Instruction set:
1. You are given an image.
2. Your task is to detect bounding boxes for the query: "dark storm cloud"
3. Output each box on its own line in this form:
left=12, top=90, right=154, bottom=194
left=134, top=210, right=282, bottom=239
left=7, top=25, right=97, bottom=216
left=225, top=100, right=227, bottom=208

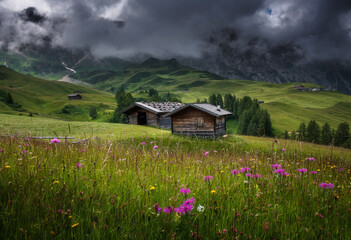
left=19, top=7, right=46, bottom=24
left=0, top=0, right=351, bottom=60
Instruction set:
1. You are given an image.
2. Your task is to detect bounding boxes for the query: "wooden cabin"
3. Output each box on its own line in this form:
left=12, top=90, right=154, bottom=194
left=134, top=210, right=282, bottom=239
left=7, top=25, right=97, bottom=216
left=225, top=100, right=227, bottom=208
left=164, top=104, right=232, bottom=137
left=121, top=102, right=184, bottom=129
left=68, top=94, right=82, bottom=100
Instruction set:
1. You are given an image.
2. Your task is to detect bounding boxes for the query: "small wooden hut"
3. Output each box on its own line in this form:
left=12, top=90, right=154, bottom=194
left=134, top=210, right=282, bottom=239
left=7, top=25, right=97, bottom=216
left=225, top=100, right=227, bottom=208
left=68, top=94, right=82, bottom=100
left=164, top=103, right=232, bottom=137
left=121, top=102, right=184, bottom=129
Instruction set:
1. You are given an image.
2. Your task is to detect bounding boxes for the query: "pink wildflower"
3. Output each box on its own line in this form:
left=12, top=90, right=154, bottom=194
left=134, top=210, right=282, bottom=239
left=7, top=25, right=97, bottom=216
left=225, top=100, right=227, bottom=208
left=179, top=188, right=191, bottom=195
left=274, top=169, right=289, bottom=176
left=204, top=151, right=209, bottom=156
left=310, top=171, right=317, bottom=174
left=140, top=142, right=146, bottom=145
left=153, top=203, right=162, bottom=213
left=231, top=169, right=239, bottom=175
left=163, top=207, right=173, bottom=214
left=308, top=157, right=315, bottom=161
left=57, top=209, right=63, bottom=214
left=319, top=183, right=334, bottom=189
left=76, top=163, right=83, bottom=169
left=203, top=176, right=213, bottom=181
left=282, top=148, right=286, bottom=152
left=270, top=164, right=281, bottom=169
left=50, top=138, right=60, bottom=144
left=297, top=168, right=308, bottom=173
left=252, top=174, right=262, bottom=178
left=0, top=149, right=4, bottom=152
left=153, top=145, right=158, bottom=149
left=240, top=167, right=250, bottom=173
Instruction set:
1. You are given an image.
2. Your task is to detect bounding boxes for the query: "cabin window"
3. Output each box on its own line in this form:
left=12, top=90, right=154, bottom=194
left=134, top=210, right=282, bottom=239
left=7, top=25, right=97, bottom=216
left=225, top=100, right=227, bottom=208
left=197, top=117, right=204, bottom=127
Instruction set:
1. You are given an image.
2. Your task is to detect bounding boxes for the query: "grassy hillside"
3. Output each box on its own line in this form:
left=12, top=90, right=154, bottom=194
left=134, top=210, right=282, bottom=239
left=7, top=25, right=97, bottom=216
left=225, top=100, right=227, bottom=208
left=68, top=58, right=351, bottom=134
left=2, top=55, right=351, bottom=135
left=0, top=66, right=115, bottom=120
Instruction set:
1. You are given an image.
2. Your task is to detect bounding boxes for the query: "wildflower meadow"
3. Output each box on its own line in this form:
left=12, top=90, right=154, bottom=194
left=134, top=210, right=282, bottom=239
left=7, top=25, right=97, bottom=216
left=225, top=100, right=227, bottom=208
left=0, top=126, right=351, bottom=239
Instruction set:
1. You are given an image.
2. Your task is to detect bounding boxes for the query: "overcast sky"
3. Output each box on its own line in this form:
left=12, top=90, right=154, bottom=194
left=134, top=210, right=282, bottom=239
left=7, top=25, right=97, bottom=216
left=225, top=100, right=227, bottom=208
left=0, top=0, right=350, bottom=61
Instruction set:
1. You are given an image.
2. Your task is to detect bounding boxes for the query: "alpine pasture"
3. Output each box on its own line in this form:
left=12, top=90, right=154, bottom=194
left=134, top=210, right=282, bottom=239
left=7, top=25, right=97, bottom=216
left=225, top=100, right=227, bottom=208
left=1, top=115, right=351, bottom=239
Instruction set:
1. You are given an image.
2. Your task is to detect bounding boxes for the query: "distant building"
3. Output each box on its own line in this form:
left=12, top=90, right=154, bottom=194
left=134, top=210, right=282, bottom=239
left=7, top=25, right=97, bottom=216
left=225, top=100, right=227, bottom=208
left=68, top=94, right=82, bottom=100
left=293, top=85, right=305, bottom=89
left=259, top=100, right=264, bottom=104
left=164, top=103, right=232, bottom=138
left=121, top=102, right=184, bottom=129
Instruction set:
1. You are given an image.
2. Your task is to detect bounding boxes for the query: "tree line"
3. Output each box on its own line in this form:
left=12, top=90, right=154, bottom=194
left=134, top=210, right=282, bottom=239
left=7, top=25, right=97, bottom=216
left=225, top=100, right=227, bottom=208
left=285, top=121, right=351, bottom=149
left=204, top=93, right=274, bottom=137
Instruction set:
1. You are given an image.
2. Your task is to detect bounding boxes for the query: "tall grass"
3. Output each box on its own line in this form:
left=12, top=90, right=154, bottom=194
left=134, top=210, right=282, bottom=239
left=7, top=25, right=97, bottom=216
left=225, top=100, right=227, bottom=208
left=0, top=128, right=350, bottom=239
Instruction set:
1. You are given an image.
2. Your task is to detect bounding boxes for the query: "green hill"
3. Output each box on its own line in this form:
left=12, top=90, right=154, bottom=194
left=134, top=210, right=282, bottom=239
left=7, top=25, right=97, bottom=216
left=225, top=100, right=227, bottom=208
left=0, top=66, right=115, bottom=120
left=71, top=57, right=351, bottom=134
left=1, top=56, right=351, bottom=136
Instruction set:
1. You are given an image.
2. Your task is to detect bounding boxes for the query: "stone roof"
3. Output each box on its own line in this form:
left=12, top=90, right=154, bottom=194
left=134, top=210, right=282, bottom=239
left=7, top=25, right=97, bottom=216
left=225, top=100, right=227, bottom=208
left=121, top=102, right=184, bottom=114
left=164, top=103, right=232, bottom=118
left=68, top=94, right=81, bottom=97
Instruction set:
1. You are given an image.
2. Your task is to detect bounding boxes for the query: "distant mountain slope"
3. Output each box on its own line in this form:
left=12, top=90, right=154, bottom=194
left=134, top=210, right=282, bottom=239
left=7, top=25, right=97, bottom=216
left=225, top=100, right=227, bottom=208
left=0, top=46, right=132, bottom=80
left=179, top=32, right=351, bottom=94
left=70, top=57, right=226, bottom=92
left=2, top=45, right=351, bottom=95
left=0, top=66, right=115, bottom=120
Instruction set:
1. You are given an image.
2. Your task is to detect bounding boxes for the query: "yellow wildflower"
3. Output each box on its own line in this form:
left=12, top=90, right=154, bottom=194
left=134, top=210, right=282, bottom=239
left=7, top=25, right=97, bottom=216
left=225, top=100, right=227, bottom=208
left=53, top=181, right=59, bottom=184
left=220, top=170, right=224, bottom=174
left=5, top=165, right=10, bottom=168
left=149, top=186, right=156, bottom=190
left=69, top=216, right=72, bottom=219
left=211, top=190, right=216, bottom=194
left=71, top=223, right=79, bottom=228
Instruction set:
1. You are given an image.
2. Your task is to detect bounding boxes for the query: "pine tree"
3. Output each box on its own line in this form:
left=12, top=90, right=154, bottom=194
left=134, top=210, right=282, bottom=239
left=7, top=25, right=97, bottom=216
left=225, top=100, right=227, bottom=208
left=209, top=94, right=217, bottom=105
left=298, top=122, right=307, bottom=141
left=321, top=122, right=332, bottom=145
left=237, top=110, right=250, bottom=135
left=334, top=122, right=350, bottom=146
left=216, top=94, right=223, bottom=107
left=306, top=120, right=321, bottom=143
left=115, top=88, right=126, bottom=102
left=112, top=91, right=135, bottom=123
left=247, top=115, right=259, bottom=136
left=224, top=94, right=234, bottom=112
left=262, top=110, right=273, bottom=137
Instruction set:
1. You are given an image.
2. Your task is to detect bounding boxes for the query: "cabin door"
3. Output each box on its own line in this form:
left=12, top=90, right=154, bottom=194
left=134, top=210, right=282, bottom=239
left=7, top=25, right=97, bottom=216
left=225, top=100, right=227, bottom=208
left=137, top=112, right=147, bottom=125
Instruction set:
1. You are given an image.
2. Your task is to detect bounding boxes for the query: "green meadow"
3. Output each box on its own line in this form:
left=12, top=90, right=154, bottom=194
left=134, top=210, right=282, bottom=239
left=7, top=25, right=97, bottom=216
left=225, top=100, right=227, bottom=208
left=0, top=114, right=351, bottom=239
left=0, top=66, right=115, bottom=120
